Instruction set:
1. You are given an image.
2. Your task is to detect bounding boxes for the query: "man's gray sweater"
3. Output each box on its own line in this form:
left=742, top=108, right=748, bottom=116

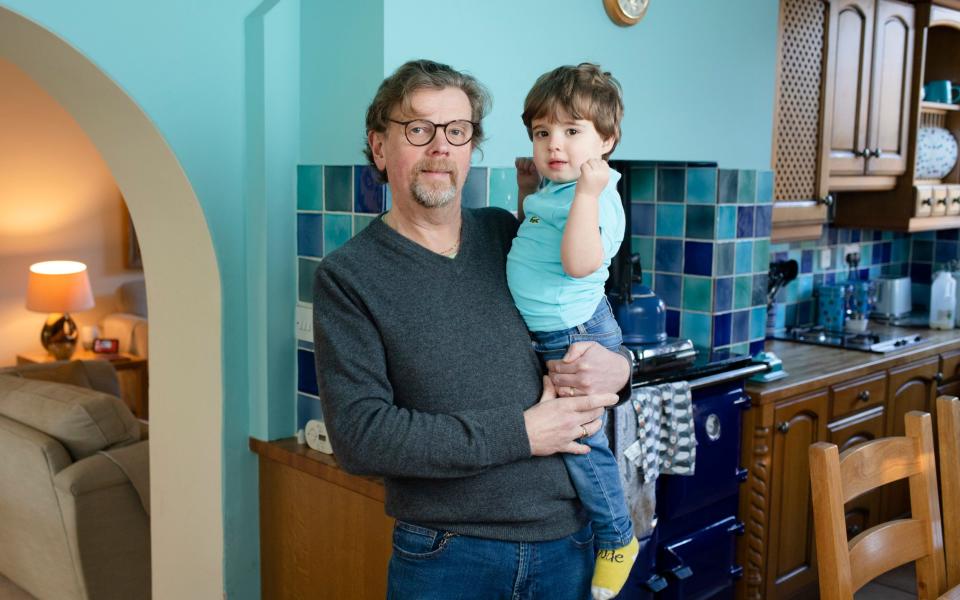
left=312, top=207, right=584, bottom=541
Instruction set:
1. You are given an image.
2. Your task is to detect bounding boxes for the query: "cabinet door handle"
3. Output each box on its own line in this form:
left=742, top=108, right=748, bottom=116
left=818, top=194, right=834, bottom=207
left=938, top=199, right=948, bottom=206
left=870, top=148, right=881, bottom=158
left=857, top=390, right=871, bottom=402
left=777, top=422, right=790, bottom=434
left=853, top=148, right=866, bottom=157
left=953, top=197, right=960, bottom=204
left=923, top=199, right=932, bottom=206
left=936, top=372, right=945, bottom=384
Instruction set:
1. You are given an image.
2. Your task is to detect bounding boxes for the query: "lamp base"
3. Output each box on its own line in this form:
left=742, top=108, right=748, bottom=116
left=41, top=312, right=79, bottom=361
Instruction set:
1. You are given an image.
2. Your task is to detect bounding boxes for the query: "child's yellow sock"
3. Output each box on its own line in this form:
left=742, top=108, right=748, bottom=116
left=591, top=536, right=639, bottom=600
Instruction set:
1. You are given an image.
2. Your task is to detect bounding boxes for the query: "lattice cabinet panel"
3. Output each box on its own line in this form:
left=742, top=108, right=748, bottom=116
left=774, top=0, right=826, bottom=202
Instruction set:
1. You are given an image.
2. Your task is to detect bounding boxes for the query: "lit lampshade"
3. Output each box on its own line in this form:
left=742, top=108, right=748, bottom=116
left=26, top=261, right=95, bottom=360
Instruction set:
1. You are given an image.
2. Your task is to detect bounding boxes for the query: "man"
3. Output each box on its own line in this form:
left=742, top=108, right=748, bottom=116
left=313, top=59, right=632, bottom=599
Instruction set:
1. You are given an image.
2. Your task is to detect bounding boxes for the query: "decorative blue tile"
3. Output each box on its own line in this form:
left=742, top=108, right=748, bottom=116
left=715, top=242, right=735, bottom=276
left=714, top=277, right=733, bottom=312
left=354, top=215, right=376, bottom=234
left=665, top=309, right=681, bottom=337
left=737, top=206, right=755, bottom=238
left=683, top=276, right=713, bottom=311
left=324, top=166, right=353, bottom=212
left=297, top=165, right=323, bottom=211
left=489, top=168, right=518, bottom=211
left=684, top=241, right=714, bottom=276
left=754, top=204, right=772, bottom=237
left=936, top=241, right=959, bottom=264
left=881, top=242, right=892, bottom=263
left=298, top=258, right=319, bottom=303
left=713, top=312, right=732, bottom=347
left=323, top=214, right=352, bottom=255
left=752, top=274, right=768, bottom=306
left=681, top=311, right=712, bottom=350
left=914, top=240, right=933, bottom=262
left=749, top=340, right=765, bottom=356
left=757, top=171, right=774, bottom=204
left=685, top=205, right=715, bottom=240
left=735, top=240, right=754, bottom=274
left=911, top=262, right=932, bottom=284
left=753, top=239, right=770, bottom=273
left=462, top=167, right=488, bottom=209
left=717, top=206, right=737, bottom=240
left=296, top=393, right=324, bottom=431
left=297, top=348, right=319, bottom=396
left=656, top=239, right=683, bottom=273
left=718, top=169, right=739, bottom=203
left=734, top=275, right=753, bottom=309
left=632, top=203, right=655, bottom=236
left=354, top=165, right=385, bottom=213
left=938, top=229, right=960, bottom=241
left=785, top=303, right=798, bottom=327
left=633, top=236, right=655, bottom=273
left=801, top=249, right=814, bottom=273
left=654, top=273, right=682, bottom=308
left=656, top=204, right=685, bottom=238
left=732, top=309, right=750, bottom=343
left=298, top=340, right=315, bottom=351
left=629, top=167, right=656, bottom=202
left=686, top=168, right=717, bottom=204
left=738, top=170, right=757, bottom=204
left=797, top=300, right=813, bottom=325
left=657, top=168, right=685, bottom=202
left=297, top=213, right=323, bottom=258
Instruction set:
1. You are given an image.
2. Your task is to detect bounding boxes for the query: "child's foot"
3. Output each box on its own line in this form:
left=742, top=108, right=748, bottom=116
left=591, top=537, right=639, bottom=600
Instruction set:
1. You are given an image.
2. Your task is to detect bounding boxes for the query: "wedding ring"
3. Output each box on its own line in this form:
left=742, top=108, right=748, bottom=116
left=580, top=425, right=588, bottom=439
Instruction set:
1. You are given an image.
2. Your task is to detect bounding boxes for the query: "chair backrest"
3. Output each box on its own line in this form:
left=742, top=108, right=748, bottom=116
left=809, top=410, right=946, bottom=600
left=938, top=395, right=960, bottom=590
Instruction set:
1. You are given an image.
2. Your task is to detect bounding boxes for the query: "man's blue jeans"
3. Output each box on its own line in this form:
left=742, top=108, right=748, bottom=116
left=530, top=298, right=635, bottom=550
left=387, top=521, right=594, bottom=599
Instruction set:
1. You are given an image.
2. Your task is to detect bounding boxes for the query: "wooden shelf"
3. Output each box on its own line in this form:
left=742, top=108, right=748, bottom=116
left=921, top=100, right=960, bottom=112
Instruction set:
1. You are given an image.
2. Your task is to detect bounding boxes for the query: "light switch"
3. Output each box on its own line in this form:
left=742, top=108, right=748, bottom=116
left=296, top=305, right=313, bottom=342
left=820, top=248, right=832, bottom=270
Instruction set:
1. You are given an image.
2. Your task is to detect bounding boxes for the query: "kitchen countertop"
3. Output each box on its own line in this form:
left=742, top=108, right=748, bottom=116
left=747, top=323, right=960, bottom=405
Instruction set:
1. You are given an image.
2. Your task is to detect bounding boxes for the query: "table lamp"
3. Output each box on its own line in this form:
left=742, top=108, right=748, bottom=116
left=25, top=261, right=95, bottom=360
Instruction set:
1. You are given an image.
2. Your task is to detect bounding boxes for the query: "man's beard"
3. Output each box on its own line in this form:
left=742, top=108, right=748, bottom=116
left=410, top=159, right=459, bottom=208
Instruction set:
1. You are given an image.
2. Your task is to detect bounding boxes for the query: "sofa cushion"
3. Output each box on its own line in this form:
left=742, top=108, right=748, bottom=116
left=0, top=375, right=139, bottom=461
left=0, top=360, right=121, bottom=398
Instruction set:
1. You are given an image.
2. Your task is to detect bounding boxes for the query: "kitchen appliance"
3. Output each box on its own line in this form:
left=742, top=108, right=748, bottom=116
left=609, top=253, right=667, bottom=345
left=872, top=276, right=912, bottom=320
left=772, top=325, right=924, bottom=353
left=612, top=352, right=766, bottom=599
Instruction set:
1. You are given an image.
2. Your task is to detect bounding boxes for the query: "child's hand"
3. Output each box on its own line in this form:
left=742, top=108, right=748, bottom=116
left=575, top=159, right=610, bottom=198
left=515, top=157, right=541, bottom=196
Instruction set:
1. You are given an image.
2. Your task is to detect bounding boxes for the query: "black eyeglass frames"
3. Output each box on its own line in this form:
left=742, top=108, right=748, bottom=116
left=388, top=119, right=477, bottom=147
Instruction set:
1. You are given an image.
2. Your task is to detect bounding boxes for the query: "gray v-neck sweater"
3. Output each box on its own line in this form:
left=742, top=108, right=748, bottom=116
left=312, top=207, right=584, bottom=541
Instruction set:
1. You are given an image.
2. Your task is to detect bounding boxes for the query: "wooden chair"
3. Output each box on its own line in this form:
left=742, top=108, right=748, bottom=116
left=938, top=395, right=960, bottom=591
left=809, top=410, right=955, bottom=600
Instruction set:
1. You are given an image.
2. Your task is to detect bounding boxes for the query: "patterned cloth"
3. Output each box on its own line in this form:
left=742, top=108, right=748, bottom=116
left=611, top=381, right=697, bottom=538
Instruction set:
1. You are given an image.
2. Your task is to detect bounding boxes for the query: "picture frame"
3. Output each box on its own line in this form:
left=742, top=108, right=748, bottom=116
left=92, top=337, right=120, bottom=354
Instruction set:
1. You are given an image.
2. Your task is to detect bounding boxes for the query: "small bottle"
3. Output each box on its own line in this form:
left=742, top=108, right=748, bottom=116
left=930, top=270, right=957, bottom=330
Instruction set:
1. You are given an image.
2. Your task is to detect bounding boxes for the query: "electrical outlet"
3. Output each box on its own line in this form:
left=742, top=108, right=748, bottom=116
left=296, top=305, right=313, bottom=342
left=820, top=248, right=832, bottom=270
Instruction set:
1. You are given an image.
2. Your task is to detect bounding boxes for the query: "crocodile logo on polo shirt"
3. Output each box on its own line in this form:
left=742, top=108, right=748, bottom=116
left=529, top=215, right=541, bottom=224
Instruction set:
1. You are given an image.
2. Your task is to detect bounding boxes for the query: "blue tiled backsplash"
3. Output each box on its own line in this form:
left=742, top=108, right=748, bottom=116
left=294, top=162, right=775, bottom=429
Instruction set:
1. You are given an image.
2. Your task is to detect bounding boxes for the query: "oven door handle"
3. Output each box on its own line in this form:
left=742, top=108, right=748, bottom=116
left=688, top=363, right=768, bottom=390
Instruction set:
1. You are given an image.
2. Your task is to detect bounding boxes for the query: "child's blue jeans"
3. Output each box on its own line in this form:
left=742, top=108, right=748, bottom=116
left=530, top=297, right=635, bottom=550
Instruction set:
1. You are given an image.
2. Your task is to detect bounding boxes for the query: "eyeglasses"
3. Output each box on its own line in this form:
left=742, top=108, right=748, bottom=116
left=388, top=119, right=477, bottom=147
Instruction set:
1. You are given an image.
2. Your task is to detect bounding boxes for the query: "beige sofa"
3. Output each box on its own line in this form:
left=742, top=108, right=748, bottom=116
left=0, top=360, right=150, bottom=599
left=100, top=279, right=148, bottom=358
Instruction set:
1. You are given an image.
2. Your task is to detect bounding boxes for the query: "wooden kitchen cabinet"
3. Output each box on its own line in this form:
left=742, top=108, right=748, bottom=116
left=827, top=406, right=886, bottom=538
left=821, top=0, right=914, bottom=190
left=766, top=391, right=828, bottom=599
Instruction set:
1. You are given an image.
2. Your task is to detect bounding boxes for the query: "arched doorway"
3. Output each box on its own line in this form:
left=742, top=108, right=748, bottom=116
left=0, top=7, right=224, bottom=598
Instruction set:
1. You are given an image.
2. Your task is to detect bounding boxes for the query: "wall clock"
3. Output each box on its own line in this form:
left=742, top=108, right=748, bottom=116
left=603, top=0, right=649, bottom=26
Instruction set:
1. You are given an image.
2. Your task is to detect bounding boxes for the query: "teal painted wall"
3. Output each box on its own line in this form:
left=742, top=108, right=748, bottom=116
left=300, top=0, right=383, bottom=164
left=301, top=0, right=780, bottom=169
left=0, top=1, right=300, bottom=597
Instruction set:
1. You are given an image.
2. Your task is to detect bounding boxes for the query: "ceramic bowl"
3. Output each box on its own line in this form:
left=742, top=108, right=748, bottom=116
left=916, top=126, right=959, bottom=180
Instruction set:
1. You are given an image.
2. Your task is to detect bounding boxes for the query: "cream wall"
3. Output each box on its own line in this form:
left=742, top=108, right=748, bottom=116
left=0, top=58, right=143, bottom=366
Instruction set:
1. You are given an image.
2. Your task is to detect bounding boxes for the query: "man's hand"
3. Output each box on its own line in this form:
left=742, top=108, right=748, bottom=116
left=516, top=157, right=541, bottom=198
left=575, top=158, right=610, bottom=197
left=547, top=342, right=630, bottom=397
left=524, top=376, right=617, bottom=456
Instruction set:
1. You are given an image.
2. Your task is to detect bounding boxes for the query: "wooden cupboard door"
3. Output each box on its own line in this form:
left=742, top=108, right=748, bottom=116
left=882, top=356, right=938, bottom=520
left=823, top=0, right=875, bottom=177
left=767, top=391, right=829, bottom=599
left=827, top=407, right=885, bottom=538
left=865, top=0, right=914, bottom=176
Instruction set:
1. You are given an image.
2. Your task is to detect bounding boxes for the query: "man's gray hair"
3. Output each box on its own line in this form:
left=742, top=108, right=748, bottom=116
left=364, top=59, right=491, bottom=183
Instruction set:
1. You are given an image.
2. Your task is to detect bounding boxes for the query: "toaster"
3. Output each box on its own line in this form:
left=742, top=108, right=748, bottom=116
left=872, top=276, right=912, bottom=318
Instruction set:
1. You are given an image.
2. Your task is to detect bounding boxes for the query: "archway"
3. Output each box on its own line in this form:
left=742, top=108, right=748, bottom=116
left=0, top=7, right=224, bottom=598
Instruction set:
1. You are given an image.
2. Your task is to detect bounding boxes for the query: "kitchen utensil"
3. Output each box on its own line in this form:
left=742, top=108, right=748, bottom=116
left=924, top=80, right=960, bottom=104
left=766, top=259, right=799, bottom=307
left=872, top=276, right=912, bottom=318
left=608, top=254, right=666, bottom=345
left=916, top=127, right=959, bottom=180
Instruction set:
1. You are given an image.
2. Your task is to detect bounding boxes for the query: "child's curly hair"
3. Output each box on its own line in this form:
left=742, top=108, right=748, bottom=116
left=521, top=63, right=624, bottom=160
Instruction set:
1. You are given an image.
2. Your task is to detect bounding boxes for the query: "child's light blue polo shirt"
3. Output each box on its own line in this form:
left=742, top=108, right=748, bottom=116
left=507, top=169, right=625, bottom=332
